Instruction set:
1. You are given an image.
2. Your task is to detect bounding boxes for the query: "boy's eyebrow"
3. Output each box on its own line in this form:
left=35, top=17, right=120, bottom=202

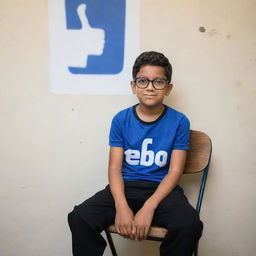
left=135, top=76, right=167, bottom=79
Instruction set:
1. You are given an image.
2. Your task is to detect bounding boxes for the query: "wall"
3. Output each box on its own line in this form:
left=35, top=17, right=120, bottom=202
left=0, top=0, right=255, bottom=255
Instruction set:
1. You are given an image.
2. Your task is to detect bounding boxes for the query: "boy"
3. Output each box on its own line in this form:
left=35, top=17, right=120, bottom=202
left=68, top=51, right=203, bottom=256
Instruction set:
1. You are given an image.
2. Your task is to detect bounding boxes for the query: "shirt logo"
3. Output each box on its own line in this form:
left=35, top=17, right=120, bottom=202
left=124, top=138, right=168, bottom=167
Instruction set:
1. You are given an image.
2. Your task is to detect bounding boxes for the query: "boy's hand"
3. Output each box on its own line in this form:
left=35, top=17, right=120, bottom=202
left=115, top=204, right=134, bottom=239
left=132, top=204, right=155, bottom=241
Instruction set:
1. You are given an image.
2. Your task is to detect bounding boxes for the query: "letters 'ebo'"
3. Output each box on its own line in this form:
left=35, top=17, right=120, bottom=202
left=124, top=138, right=168, bottom=167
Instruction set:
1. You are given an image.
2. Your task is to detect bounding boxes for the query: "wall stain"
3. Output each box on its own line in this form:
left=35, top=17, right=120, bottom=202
left=207, top=29, right=219, bottom=36
left=199, top=26, right=231, bottom=40
left=199, top=26, right=206, bottom=32
left=235, top=80, right=242, bottom=88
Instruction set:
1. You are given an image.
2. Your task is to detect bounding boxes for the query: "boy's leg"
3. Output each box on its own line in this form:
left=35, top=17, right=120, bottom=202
left=68, top=185, right=116, bottom=256
left=152, top=186, right=203, bottom=256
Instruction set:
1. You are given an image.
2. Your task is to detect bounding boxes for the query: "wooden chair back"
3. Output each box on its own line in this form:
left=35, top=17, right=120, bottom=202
left=184, top=130, right=212, bottom=174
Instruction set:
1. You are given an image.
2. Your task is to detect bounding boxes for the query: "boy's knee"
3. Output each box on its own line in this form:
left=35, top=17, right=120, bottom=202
left=179, top=218, right=203, bottom=239
left=68, top=205, right=98, bottom=227
left=68, top=208, right=79, bottom=226
left=182, top=209, right=203, bottom=236
left=68, top=205, right=87, bottom=224
left=165, top=214, right=203, bottom=240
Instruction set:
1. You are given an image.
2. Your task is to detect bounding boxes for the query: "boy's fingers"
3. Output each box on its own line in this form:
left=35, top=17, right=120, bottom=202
left=138, top=225, right=148, bottom=240
left=144, top=227, right=149, bottom=239
left=121, top=223, right=132, bottom=237
left=139, top=227, right=145, bottom=241
left=130, top=224, right=136, bottom=239
left=115, top=225, right=121, bottom=234
left=122, top=227, right=128, bottom=237
left=127, top=223, right=132, bottom=233
left=126, top=223, right=134, bottom=239
left=135, top=226, right=143, bottom=241
left=134, top=226, right=139, bottom=240
left=118, top=225, right=126, bottom=236
left=131, top=224, right=136, bottom=235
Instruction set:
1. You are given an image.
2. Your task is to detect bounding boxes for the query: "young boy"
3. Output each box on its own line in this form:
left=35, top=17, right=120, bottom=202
left=68, top=51, right=203, bottom=256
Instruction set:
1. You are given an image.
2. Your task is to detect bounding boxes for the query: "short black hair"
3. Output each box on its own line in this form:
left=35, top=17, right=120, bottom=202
left=132, top=51, right=173, bottom=82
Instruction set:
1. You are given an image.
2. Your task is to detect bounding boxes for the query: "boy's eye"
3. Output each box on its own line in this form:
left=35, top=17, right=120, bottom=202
left=134, top=77, right=168, bottom=89
left=154, top=79, right=165, bottom=85
left=137, top=78, right=149, bottom=85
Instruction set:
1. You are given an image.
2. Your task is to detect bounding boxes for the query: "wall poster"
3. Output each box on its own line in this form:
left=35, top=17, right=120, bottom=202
left=48, top=0, right=140, bottom=94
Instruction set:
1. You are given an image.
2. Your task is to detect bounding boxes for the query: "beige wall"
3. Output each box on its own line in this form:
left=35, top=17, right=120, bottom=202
left=0, top=0, right=255, bottom=255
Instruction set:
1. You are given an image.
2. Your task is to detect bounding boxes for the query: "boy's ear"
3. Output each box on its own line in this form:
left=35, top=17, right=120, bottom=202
left=165, top=83, right=173, bottom=96
left=130, top=81, right=136, bottom=94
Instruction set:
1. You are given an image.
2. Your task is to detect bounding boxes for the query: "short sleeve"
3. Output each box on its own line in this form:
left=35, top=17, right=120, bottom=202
left=172, top=116, right=190, bottom=150
left=109, top=114, right=124, bottom=147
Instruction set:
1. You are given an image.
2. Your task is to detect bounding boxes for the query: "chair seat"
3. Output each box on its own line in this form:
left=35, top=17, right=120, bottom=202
left=106, top=225, right=168, bottom=239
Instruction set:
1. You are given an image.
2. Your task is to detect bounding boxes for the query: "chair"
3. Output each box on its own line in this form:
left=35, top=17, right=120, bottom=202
left=105, top=130, right=212, bottom=256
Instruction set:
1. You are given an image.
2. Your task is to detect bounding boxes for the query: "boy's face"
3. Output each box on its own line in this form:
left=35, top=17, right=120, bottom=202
left=131, top=65, right=172, bottom=108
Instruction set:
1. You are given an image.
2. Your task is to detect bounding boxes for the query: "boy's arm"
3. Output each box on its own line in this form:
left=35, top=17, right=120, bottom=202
left=133, top=149, right=187, bottom=240
left=108, top=146, right=134, bottom=239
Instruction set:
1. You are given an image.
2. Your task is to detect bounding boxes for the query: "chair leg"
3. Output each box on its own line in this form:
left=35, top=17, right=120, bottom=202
left=105, top=231, right=118, bottom=256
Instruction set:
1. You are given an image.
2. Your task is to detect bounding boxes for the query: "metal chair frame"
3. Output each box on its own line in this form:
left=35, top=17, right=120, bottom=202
left=104, top=130, right=212, bottom=256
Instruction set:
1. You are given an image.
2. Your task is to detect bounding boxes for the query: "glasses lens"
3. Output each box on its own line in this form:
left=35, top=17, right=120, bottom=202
left=135, top=78, right=149, bottom=88
left=153, top=79, right=167, bottom=89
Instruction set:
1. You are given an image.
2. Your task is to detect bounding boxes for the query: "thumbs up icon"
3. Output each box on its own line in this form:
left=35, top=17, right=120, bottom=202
left=66, top=4, right=105, bottom=70
left=63, top=0, right=126, bottom=75
left=49, top=0, right=139, bottom=93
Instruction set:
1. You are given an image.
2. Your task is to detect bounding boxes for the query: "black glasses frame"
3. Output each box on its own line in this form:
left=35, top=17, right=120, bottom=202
left=134, top=77, right=169, bottom=90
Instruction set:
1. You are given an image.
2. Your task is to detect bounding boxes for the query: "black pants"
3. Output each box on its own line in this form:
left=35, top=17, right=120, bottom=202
left=68, top=181, right=203, bottom=256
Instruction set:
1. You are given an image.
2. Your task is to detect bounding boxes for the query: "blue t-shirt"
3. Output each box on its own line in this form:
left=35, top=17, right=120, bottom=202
left=109, top=105, right=190, bottom=182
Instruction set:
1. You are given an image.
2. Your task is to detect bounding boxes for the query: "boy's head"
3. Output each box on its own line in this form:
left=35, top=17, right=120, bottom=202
left=132, top=51, right=173, bottom=82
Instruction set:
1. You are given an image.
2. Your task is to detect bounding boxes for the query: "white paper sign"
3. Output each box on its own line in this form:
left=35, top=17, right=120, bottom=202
left=48, top=0, right=140, bottom=94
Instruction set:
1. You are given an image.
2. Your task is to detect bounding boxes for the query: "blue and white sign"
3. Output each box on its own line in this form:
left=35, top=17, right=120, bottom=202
left=48, top=0, right=140, bottom=94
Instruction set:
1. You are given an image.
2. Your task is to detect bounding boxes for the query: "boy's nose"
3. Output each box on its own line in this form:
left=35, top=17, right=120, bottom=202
left=146, top=81, right=155, bottom=90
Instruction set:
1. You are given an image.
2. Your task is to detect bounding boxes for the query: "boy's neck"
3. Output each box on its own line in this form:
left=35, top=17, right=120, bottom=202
left=136, top=104, right=165, bottom=122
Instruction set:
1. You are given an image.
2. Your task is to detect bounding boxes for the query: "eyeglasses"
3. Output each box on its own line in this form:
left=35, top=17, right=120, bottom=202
left=134, top=77, right=169, bottom=90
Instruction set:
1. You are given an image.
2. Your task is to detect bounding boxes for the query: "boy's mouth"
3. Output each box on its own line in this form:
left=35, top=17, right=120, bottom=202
left=144, top=94, right=157, bottom=98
